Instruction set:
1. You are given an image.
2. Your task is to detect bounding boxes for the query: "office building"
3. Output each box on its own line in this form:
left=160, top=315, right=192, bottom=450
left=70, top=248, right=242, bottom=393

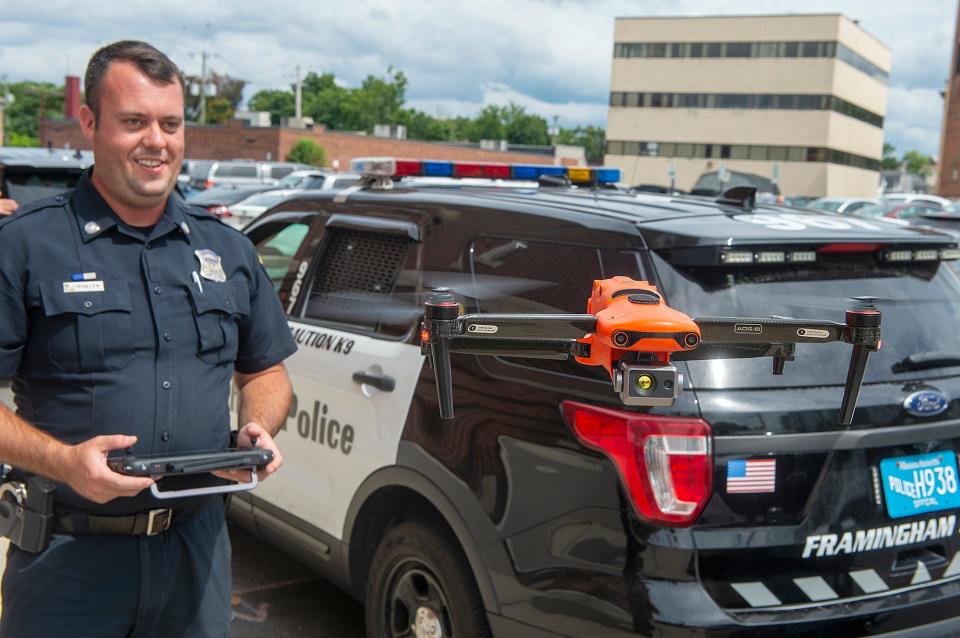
left=605, top=14, right=890, bottom=197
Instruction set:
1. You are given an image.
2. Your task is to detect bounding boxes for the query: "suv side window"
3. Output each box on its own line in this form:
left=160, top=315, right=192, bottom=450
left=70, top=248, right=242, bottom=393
left=302, top=226, right=421, bottom=338
left=247, top=215, right=317, bottom=310
left=216, top=164, right=258, bottom=178
left=471, top=237, right=644, bottom=378
left=269, top=165, right=296, bottom=179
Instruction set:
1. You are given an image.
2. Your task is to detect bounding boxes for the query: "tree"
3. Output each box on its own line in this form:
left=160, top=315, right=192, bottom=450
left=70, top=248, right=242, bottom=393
left=204, top=97, right=235, bottom=125
left=340, top=68, right=408, bottom=131
left=5, top=81, right=64, bottom=144
left=396, top=108, right=448, bottom=141
left=502, top=103, right=549, bottom=145
left=469, top=105, right=505, bottom=141
left=901, top=150, right=934, bottom=177
left=881, top=143, right=898, bottom=170
left=286, top=139, right=327, bottom=166
left=248, top=89, right=295, bottom=126
left=557, top=126, right=607, bottom=164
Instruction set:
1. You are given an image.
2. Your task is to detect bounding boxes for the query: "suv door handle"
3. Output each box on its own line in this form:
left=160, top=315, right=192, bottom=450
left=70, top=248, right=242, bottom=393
left=352, top=371, right=396, bottom=392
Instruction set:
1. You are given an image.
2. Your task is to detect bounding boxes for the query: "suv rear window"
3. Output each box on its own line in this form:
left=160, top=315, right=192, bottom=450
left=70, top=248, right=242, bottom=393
left=215, top=164, right=258, bottom=178
left=653, top=251, right=960, bottom=389
left=3, top=167, right=83, bottom=204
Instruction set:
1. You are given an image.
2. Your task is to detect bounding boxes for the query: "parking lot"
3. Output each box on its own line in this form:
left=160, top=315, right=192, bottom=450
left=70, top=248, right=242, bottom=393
left=229, top=523, right=363, bottom=637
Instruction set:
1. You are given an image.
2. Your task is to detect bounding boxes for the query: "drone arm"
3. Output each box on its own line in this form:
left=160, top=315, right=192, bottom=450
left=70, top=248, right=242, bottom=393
left=694, top=317, right=846, bottom=344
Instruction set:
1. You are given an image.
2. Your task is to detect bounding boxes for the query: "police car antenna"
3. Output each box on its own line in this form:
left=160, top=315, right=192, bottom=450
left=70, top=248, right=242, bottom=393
left=421, top=276, right=881, bottom=426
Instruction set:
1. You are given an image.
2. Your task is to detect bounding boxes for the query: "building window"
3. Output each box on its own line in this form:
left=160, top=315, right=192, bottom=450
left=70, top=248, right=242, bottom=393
left=607, top=139, right=880, bottom=171
left=606, top=91, right=883, bottom=128
left=613, top=38, right=887, bottom=83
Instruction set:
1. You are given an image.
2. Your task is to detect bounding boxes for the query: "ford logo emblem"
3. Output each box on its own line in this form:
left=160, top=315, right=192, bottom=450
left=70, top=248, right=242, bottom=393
left=903, top=390, right=950, bottom=418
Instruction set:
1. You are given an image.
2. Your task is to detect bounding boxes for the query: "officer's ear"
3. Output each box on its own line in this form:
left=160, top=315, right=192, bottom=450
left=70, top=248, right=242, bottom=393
left=79, top=104, right=97, bottom=139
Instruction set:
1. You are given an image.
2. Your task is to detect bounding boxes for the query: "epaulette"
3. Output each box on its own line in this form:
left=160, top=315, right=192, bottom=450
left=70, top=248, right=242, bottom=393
left=0, top=191, right=71, bottom=232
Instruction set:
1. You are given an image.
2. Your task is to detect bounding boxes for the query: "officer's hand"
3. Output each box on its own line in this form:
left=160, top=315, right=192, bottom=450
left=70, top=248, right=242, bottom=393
left=0, top=198, right=17, bottom=216
left=213, top=422, right=282, bottom=484
left=61, top=435, right=155, bottom=504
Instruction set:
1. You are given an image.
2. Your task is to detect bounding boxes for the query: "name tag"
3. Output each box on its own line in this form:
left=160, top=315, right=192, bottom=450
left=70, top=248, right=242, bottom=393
left=63, top=281, right=105, bottom=293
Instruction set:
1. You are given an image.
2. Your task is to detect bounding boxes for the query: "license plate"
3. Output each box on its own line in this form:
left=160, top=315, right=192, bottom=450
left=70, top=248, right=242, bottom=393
left=880, top=451, right=960, bottom=519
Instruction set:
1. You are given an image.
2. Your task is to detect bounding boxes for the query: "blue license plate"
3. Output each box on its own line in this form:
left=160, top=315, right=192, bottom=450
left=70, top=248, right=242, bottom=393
left=880, top=451, right=960, bottom=519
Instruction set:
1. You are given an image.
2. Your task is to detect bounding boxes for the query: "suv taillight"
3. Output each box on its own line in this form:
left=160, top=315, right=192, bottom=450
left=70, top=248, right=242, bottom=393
left=561, top=401, right=712, bottom=526
left=204, top=179, right=214, bottom=189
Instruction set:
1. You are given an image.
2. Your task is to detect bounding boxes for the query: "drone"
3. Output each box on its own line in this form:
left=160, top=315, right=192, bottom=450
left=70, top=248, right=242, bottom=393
left=420, top=276, right=881, bottom=425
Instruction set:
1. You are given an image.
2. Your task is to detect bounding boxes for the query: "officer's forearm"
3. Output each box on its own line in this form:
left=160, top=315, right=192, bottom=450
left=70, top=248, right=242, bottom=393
left=235, top=364, right=293, bottom=437
left=0, top=403, right=71, bottom=483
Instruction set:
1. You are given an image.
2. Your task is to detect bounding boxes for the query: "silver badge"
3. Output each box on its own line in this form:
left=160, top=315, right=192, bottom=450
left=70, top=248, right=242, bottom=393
left=194, top=249, right=226, bottom=282
left=84, top=221, right=101, bottom=235
left=180, top=221, right=190, bottom=235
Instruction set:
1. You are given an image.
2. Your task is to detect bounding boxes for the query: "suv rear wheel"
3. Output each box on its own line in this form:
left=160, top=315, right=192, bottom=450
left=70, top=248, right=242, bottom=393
left=365, top=521, right=491, bottom=638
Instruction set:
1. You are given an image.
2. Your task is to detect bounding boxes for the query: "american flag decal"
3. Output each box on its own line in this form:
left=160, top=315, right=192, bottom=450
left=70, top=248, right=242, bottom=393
left=726, top=459, right=776, bottom=493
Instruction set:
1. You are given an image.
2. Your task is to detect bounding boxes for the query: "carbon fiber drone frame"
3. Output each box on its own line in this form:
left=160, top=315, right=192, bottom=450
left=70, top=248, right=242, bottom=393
left=420, top=277, right=881, bottom=425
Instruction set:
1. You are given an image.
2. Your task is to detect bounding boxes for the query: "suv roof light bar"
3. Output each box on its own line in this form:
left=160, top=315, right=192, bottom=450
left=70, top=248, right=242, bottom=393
left=671, top=241, right=960, bottom=267
left=349, top=156, right=621, bottom=186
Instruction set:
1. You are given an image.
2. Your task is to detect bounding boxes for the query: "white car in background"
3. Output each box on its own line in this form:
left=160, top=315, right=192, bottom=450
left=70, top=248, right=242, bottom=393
left=807, top=197, right=879, bottom=214
left=881, top=193, right=952, bottom=210
left=225, top=189, right=305, bottom=229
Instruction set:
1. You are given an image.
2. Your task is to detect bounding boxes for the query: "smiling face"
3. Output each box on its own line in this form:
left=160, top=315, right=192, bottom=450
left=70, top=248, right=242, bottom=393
left=79, top=60, right=184, bottom=220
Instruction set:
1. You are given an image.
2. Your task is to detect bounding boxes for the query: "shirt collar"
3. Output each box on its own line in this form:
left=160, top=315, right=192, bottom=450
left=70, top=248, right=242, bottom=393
left=71, top=168, right=192, bottom=244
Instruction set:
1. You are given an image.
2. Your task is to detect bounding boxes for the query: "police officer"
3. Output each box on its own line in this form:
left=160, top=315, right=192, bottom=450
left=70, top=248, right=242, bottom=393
left=0, top=41, right=296, bottom=637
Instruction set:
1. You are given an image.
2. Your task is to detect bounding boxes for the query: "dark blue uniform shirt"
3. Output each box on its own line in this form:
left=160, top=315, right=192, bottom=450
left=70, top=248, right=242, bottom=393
left=0, top=170, right=297, bottom=514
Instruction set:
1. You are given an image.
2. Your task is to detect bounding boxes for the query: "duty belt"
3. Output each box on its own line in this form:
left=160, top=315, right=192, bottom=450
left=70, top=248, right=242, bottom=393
left=54, top=508, right=174, bottom=536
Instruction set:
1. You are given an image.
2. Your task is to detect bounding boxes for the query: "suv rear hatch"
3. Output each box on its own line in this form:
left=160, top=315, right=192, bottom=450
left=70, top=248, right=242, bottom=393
left=648, top=216, right=960, bottom=625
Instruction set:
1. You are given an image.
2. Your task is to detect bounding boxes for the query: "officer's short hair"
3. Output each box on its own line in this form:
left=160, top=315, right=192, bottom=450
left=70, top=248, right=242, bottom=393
left=85, top=40, right=185, bottom=119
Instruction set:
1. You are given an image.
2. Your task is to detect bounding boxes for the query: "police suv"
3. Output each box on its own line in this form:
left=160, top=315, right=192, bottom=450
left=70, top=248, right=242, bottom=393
left=126, top=158, right=960, bottom=635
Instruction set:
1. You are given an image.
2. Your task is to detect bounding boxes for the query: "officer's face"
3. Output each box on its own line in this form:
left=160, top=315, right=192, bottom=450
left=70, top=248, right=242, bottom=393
left=79, top=61, right=184, bottom=213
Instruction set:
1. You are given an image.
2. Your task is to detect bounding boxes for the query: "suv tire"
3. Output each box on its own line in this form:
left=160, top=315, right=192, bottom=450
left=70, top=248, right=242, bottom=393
left=365, top=521, right=491, bottom=638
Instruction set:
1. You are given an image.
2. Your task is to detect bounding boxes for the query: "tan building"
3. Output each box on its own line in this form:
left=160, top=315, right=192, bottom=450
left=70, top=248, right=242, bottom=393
left=605, top=14, right=890, bottom=197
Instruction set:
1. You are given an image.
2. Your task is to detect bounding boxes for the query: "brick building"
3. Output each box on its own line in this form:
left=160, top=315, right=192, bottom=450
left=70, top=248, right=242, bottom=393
left=939, top=4, right=960, bottom=197
left=40, top=118, right=578, bottom=168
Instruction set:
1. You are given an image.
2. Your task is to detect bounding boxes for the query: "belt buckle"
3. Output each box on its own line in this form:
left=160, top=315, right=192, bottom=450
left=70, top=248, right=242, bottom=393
left=146, top=508, right=172, bottom=536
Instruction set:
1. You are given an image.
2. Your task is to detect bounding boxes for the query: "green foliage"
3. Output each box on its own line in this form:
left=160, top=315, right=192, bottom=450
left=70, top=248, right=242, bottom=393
left=286, top=138, right=327, bottom=166
left=246, top=67, right=604, bottom=156
left=556, top=126, right=606, bottom=164
left=248, top=89, right=295, bottom=126
left=901, top=150, right=934, bottom=177
left=204, top=97, right=235, bottom=125
left=5, top=131, right=39, bottom=147
left=881, top=143, right=899, bottom=170
left=5, top=81, right=64, bottom=141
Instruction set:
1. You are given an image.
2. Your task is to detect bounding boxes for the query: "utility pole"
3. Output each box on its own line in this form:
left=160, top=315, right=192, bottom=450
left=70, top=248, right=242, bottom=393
left=295, top=65, right=302, bottom=120
left=199, top=50, right=209, bottom=124
left=188, top=50, right=218, bottom=123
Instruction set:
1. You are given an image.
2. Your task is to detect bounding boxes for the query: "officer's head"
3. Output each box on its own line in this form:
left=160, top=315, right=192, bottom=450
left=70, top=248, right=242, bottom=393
left=79, top=41, right=185, bottom=216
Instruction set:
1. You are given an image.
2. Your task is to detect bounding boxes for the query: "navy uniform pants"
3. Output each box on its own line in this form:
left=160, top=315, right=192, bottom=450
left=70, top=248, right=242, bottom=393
left=0, top=499, right=231, bottom=638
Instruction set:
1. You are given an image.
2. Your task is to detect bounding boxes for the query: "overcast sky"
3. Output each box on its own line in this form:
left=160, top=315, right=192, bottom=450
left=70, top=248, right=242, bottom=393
left=1, top=0, right=954, bottom=157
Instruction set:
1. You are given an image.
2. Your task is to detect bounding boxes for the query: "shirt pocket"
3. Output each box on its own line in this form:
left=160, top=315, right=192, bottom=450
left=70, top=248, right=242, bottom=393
left=188, top=279, right=251, bottom=365
left=39, top=280, right=134, bottom=373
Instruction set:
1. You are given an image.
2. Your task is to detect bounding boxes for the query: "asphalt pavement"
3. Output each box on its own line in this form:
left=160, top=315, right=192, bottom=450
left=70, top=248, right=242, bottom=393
left=229, top=522, right=365, bottom=637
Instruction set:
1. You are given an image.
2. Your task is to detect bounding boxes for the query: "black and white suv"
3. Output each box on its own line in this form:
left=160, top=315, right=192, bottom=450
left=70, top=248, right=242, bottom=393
left=233, top=159, right=960, bottom=637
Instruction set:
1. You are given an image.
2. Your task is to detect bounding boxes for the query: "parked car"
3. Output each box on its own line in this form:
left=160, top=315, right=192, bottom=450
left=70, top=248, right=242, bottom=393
left=186, top=185, right=269, bottom=221
left=228, top=157, right=960, bottom=636
left=807, top=197, right=879, bottom=214
left=224, top=189, right=305, bottom=229
left=0, top=147, right=93, bottom=206
left=851, top=201, right=941, bottom=221
left=275, top=170, right=362, bottom=191
left=189, top=160, right=310, bottom=191
left=882, top=193, right=952, bottom=210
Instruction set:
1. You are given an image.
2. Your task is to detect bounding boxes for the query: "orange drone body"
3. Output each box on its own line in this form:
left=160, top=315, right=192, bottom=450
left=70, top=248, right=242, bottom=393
left=574, top=276, right=702, bottom=379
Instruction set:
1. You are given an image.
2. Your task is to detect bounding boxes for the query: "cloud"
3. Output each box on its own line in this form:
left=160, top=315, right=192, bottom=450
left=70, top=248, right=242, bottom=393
left=0, top=0, right=953, bottom=158
left=885, top=86, right=944, bottom=157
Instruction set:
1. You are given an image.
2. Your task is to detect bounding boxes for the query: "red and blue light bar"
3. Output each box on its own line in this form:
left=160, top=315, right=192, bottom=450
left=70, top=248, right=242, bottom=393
left=350, top=157, right=621, bottom=185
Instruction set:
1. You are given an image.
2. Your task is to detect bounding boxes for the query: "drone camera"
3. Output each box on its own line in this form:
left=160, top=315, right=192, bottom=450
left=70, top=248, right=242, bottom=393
left=616, top=363, right=683, bottom=407
left=683, top=332, right=700, bottom=348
